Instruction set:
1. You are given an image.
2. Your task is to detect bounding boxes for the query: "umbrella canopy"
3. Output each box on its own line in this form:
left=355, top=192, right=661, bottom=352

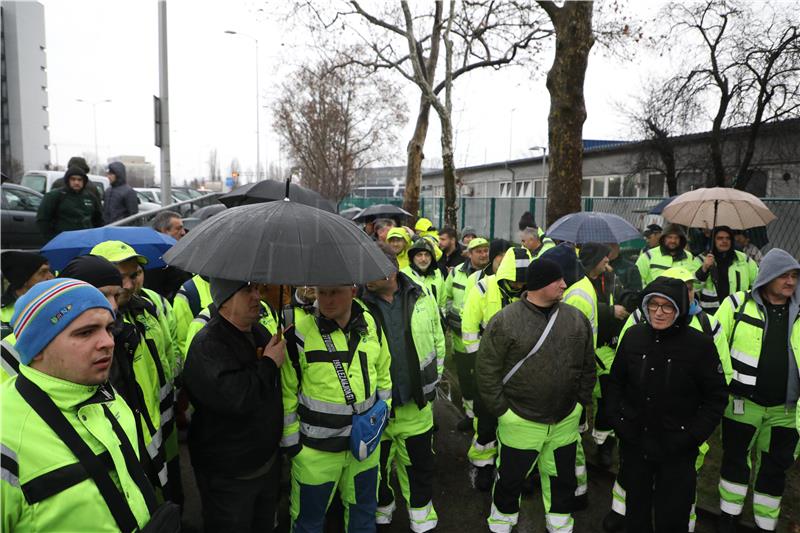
left=339, top=207, right=363, bottom=220
left=218, top=180, right=335, bottom=212
left=162, top=200, right=396, bottom=286
left=648, top=196, right=676, bottom=215
left=41, top=227, right=176, bottom=271
left=661, top=187, right=776, bottom=230
left=546, top=212, right=642, bottom=245
left=352, top=203, right=412, bottom=222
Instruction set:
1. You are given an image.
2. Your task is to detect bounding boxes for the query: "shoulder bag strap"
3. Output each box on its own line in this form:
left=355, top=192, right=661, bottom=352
left=502, top=308, right=560, bottom=385
left=320, top=331, right=360, bottom=412
left=15, top=375, right=140, bottom=532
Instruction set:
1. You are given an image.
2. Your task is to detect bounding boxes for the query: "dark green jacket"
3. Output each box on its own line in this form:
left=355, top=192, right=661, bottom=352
left=476, top=295, right=596, bottom=424
left=36, top=187, right=103, bottom=239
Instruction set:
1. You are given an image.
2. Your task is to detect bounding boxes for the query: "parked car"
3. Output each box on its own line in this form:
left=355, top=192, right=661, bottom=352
left=1, top=183, right=46, bottom=249
left=133, top=190, right=166, bottom=212
left=20, top=170, right=110, bottom=197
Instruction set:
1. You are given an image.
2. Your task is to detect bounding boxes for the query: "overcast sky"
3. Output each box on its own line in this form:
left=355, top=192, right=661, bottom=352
left=40, top=0, right=672, bottom=184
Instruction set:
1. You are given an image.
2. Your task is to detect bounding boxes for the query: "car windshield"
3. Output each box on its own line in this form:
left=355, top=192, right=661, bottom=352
left=172, top=189, right=191, bottom=201
left=20, top=174, right=47, bottom=193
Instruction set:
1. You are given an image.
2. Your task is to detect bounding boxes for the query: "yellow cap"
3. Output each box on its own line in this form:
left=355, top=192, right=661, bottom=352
left=90, top=240, right=148, bottom=265
left=467, top=237, right=489, bottom=250
left=386, top=227, right=411, bottom=243
left=414, top=218, right=434, bottom=232
left=660, top=266, right=696, bottom=283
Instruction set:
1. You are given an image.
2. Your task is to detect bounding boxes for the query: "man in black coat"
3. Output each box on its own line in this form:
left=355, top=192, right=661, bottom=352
left=606, top=277, right=728, bottom=533
left=183, top=278, right=285, bottom=533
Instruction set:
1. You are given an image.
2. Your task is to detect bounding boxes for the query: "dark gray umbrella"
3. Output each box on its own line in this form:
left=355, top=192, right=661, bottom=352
left=162, top=200, right=396, bottom=285
left=339, top=207, right=363, bottom=220
left=191, top=203, right=227, bottom=220
left=352, top=203, right=411, bottom=222
left=218, top=180, right=336, bottom=212
left=546, top=212, right=641, bottom=244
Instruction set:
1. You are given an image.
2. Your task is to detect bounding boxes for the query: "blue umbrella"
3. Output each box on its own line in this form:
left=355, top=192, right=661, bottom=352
left=546, top=212, right=641, bottom=245
left=649, top=196, right=676, bottom=215
left=41, top=227, right=176, bottom=271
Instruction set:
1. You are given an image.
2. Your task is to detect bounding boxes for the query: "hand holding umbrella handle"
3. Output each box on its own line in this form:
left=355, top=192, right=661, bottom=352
left=701, top=253, right=715, bottom=272
left=260, top=334, right=286, bottom=367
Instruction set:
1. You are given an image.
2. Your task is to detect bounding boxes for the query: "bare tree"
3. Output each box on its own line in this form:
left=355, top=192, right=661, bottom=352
left=296, top=1, right=552, bottom=224
left=666, top=0, right=800, bottom=189
left=619, top=77, right=704, bottom=195
left=272, top=53, right=408, bottom=202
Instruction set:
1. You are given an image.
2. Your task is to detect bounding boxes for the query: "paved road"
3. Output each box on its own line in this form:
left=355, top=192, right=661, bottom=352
left=179, top=395, right=731, bottom=532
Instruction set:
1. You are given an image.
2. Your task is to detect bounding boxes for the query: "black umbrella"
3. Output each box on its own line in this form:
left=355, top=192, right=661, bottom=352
left=162, top=200, right=396, bottom=286
left=352, top=203, right=412, bottom=222
left=648, top=196, right=676, bottom=215
left=339, top=207, right=363, bottom=220
left=191, top=203, right=227, bottom=220
left=218, top=179, right=336, bottom=212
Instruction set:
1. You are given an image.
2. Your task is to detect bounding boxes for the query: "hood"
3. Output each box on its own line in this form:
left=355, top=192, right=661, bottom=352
left=62, top=166, right=88, bottom=191
left=407, top=239, right=437, bottom=276
left=107, top=161, right=127, bottom=185
left=659, top=223, right=688, bottom=250
left=752, top=248, right=800, bottom=295
left=496, top=246, right=531, bottom=283
left=640, top=277, right=691, bottom=330
left=540, top=243, right=583, bottom=287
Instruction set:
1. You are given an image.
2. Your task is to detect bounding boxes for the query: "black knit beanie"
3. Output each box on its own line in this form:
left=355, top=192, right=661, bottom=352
left=489, top=239, right=510, bottom=266
left=2, top=251, right=49, bottom=291
left=527, top=258, right=564, bottom=291
left=60, top=255, right=123, bottom=288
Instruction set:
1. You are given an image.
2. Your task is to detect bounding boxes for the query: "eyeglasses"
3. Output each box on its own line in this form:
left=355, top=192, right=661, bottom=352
left=646, top=302, right=676, bottom=315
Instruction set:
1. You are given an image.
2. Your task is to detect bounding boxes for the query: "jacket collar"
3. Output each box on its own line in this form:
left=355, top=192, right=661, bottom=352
left=19, top=365, right=115, bottom=411
left=315, top=301, right=368, bottom=336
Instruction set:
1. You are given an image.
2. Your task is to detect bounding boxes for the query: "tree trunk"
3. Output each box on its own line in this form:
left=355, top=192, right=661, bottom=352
left=441, top=116, right=457, bottom=228
left=403, top=97, right=432, bottom=218
left=539, top=1, right=595, bottom=227
left=659, top=143, right=678, bottom=196
left=708, top=93, right=730, bottom=187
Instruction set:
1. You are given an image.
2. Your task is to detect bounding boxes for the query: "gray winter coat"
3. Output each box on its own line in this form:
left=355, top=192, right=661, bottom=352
left=476, top=294, right=596, bottom=424
left=103, top=161, right=139, bottom=223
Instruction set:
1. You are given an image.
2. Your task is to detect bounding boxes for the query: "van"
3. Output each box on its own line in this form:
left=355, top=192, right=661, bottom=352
left=20, top=170, right=111, bottom=197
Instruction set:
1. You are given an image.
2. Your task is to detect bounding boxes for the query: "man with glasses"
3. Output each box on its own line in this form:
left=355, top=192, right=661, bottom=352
left=605, top=276, right=727, bottom=533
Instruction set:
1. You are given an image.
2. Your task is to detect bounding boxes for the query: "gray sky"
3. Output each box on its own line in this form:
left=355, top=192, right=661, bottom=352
left=42, top=0, right=668, bottom=184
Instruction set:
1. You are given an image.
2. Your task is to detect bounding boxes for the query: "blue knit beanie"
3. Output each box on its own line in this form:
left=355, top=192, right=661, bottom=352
left=11, top=278, right=113, bottom=365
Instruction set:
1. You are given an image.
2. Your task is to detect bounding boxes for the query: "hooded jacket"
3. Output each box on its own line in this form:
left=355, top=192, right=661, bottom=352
left=387, top=227, right=412, bottom=269
left=36, top=168, right=103, bottom=239
left=714, top=248, right=800, bottom=407
left=635, top=224, right=695, bottom=285
left=606, top=277, right=728, bottom=461
left=461, top=247, right=531, bottom=354
left=402, top=239, right=445, bottom=307
left=103, top=162, right=139, bottom=223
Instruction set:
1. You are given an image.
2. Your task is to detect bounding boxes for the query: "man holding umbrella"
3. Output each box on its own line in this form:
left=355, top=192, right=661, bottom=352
left=693, top=226, right=758, bottom=314
left=635, top=224, right=695, bottom=285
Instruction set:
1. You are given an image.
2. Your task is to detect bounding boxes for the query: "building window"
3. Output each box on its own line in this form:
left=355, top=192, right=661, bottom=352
left=515, top=180, right=531, bottom=197
left=648, top=173, right=666, bottom=197
left=581, top=178, right=591, bottom=196
left=499, top=181, right=512, bottom=198
left=607, top=176, right=622, bottom=197
left=534, top=179, right=547, bottom=197
left=592, top=177, right=605, bottom=197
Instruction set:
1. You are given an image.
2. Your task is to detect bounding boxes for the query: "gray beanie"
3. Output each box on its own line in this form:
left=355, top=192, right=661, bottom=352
left=210, top=277, right=249, bottom=308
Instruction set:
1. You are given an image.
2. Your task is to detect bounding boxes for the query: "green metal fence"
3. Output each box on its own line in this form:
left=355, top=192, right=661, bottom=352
left=340, top=196, right=800, bottom=257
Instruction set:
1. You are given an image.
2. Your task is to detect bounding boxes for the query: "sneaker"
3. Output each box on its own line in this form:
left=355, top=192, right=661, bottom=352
left=476, top=465, right=495, bottom=492
left=456, top=417, right=474, bottom=432
left=602, top=510, right=624, bottom=532
left=717, top=512, right=739, bottom=533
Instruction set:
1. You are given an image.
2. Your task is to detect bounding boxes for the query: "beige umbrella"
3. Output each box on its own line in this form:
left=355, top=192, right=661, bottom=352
left=661, top=187, right=776, bottom=230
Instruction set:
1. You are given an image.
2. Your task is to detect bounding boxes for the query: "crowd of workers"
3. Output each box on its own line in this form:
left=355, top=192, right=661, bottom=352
left=0, top=203, right=798, bottom=533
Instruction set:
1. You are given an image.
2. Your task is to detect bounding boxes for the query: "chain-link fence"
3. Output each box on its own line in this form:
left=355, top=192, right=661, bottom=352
left=340, top=195, right=800, bottom=257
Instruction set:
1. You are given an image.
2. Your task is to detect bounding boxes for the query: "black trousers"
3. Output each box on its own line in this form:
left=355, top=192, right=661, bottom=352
left=621, top=444, right=697, bottom=533
left=194, top=458, right=281, bottom=533
left=453, top=350, right=477, bottom=405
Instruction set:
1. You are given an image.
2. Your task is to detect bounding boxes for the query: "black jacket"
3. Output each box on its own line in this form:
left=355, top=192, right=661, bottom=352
left=606, top=278, right=728, bottom=461
left=183, top=310, right=282, bottom=476
left=103, top=162, right=139, bottom=223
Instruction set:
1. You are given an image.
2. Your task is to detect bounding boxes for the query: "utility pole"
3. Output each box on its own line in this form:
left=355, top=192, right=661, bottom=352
left=157, top=0, right=172, bottom=205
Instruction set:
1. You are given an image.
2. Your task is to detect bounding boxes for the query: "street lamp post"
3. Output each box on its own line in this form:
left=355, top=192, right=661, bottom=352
left=225, top=30, right=260, bottom=182
left=76, top=98, right=112, bottom=172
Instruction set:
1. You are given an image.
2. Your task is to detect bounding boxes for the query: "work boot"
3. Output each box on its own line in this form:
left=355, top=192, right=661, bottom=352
left=597, top=437, right=616, bottom=470
left=717, top=512, right=739, bottom=533
left=602, top=510, right=625, bottom=533
left=475, top=465, right=495, bottom=492
left=456, top=416, right=474, bottom=432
